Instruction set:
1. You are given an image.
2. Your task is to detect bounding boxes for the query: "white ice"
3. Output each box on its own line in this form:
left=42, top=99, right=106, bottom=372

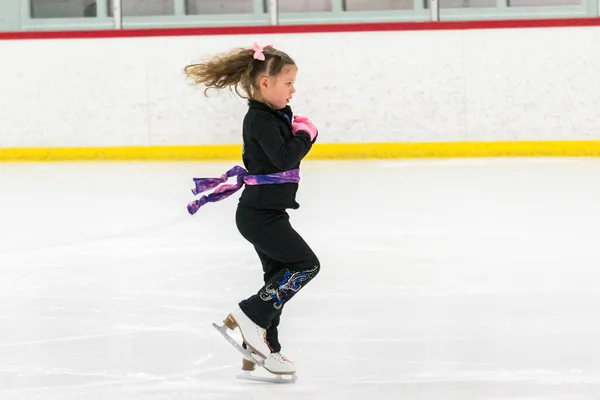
left=1, top=158, right=599, bottom=400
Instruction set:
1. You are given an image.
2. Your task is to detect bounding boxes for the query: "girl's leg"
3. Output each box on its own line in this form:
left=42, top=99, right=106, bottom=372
left=235, top=205, right=320, bottom=330
left=254, top=247, right=284, bottom=353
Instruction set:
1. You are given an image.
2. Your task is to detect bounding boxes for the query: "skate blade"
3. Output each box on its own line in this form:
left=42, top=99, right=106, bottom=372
left=212, top=322, right=265, bottom=368
left=237, top=371, right=298, bottom=384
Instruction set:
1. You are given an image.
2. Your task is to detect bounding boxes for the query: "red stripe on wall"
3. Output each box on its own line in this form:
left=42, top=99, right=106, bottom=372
left=1, top=18, right=599, bottom=40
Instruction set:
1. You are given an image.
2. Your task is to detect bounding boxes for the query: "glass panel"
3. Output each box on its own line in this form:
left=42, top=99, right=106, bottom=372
left=186, top=0, right=254, bottom=14
left=30, top=0, right=97, bottom=18
left=440, top=0, right=496, bottom=7
left=270, top=0, right=333, bottom=12
left=344, top=0, right=413, bottom=10
left=424, top=0, right=496, bottom=7
left=107, top=0, right=174, bottom=16
left=508, top=0, right=579, bottom=5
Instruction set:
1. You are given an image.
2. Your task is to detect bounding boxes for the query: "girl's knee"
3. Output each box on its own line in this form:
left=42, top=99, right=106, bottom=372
left=306, top=253, right=320, bottom=272
left=306, top=259, right=320, bottom=278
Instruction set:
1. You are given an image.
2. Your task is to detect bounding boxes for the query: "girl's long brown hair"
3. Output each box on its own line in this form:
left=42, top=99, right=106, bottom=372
left=184, top=45, right=296, bottom=99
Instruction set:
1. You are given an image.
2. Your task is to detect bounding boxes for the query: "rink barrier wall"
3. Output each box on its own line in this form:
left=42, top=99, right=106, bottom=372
left=3, top=18, right=600, bottom=40
left=2, top=19, right=600, bottom=161
left=2, top=141, right=600, bottom=162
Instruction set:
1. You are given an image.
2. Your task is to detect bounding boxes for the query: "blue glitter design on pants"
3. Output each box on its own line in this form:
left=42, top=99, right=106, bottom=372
left=259, top=267, right=316, bottom=309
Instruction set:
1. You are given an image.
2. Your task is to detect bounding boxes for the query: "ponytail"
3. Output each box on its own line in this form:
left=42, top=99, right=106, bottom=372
left=184, top=44, right=296, bottom=100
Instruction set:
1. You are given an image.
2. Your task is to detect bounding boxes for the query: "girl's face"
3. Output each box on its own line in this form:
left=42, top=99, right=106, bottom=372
left=257, top=65, right=297, bottom=110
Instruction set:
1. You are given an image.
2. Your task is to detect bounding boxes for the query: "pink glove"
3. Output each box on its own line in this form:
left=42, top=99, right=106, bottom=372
left=292, top=115, right=318, bottom=141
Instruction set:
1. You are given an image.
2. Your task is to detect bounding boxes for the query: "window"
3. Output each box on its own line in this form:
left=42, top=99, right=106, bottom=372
left=272, top=0, right=333, bottom=12
left=423, top=0, right=496, bottom=7
left=438, top=0, right=496, bottom=7
left=107, top=0, right=174, bottom=16
left=30, top=0, right=96, bottom=18
left=186, top=0, right=254, bottom=15
left=344, top=0, right=413, bottom=11
left=508, top=0, right=579, bottom=5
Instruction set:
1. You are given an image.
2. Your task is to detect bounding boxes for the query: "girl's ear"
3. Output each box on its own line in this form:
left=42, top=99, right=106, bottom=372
left=258, top=75, right=270, bottom=90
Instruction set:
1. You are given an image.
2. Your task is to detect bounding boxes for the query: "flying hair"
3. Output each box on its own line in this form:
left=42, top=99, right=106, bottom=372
left=184, top=42, right=296, bottom=100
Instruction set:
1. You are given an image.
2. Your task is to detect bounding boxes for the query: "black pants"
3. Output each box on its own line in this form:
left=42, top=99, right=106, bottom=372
left=236, top=204, right=320, bottom=353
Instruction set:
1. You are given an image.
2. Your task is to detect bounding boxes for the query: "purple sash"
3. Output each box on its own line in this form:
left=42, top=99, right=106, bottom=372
left=187, top=165, right=300, bottom=215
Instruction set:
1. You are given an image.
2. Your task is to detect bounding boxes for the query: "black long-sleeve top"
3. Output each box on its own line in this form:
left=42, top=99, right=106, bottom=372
left=238, top=99, right=315, bottom=210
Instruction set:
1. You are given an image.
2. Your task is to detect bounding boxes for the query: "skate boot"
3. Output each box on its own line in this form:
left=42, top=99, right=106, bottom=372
left=264, top=352, right=296, bottom=375
left=242, top=349, right=296, bottom=375
left=223, top=306, right=271, bottom=359
left=238, top=351, right=297, bottom=383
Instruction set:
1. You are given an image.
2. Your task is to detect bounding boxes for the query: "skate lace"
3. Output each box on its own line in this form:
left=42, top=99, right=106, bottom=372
left=273, top=352, right=293, bottom=364
left=260, top=328, right=267, bottom=342
left=256, top=326, right=269, bottom=347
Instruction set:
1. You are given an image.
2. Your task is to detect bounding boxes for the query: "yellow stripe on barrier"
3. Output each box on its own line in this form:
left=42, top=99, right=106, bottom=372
left=308, top=141, right=600, bottom=159
left=1, top=141, right=600, bottom=162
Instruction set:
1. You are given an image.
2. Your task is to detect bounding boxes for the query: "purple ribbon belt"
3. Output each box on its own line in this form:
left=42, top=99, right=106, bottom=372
left=187, top=165, right=300, bottom=215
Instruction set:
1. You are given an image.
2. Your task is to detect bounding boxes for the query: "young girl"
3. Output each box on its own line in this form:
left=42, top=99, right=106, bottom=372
left=184, top=42, right=321, bottom=376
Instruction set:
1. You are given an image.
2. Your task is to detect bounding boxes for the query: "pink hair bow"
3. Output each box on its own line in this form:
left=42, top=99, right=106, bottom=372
left=252, top=42, right=272, bottom=61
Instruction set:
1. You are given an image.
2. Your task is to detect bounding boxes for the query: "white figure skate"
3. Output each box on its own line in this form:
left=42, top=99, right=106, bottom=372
left=212, top=306, right=298, bottom=384
left=237, top=351, right=297, bottom=383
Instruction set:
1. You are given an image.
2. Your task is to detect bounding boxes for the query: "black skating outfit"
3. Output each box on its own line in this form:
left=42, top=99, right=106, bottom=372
left=236, top=100, right=320, bottom=353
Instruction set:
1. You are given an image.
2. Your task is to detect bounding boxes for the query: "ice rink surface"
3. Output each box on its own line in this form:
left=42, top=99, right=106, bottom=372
left=1, top=158, right=599, bottom=400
